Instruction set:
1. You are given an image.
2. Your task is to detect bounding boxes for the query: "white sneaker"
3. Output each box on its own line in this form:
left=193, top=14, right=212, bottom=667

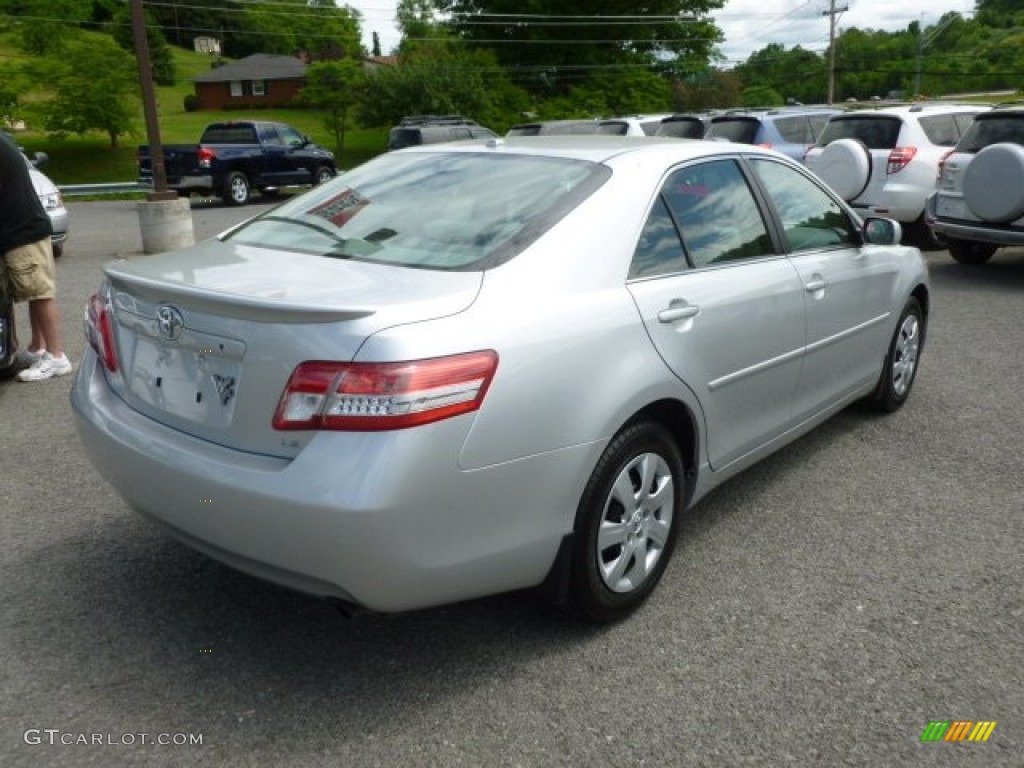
left=14, top=347, right=46, bottom=368
left=17, top=352, right=72, bottom=381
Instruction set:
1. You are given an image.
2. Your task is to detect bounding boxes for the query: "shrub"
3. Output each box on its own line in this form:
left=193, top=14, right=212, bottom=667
left=183, top=94, right=199, bottom=112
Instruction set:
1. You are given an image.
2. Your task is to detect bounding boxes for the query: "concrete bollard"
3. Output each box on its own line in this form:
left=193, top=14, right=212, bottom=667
left=137, top=197, right=195, bottom=254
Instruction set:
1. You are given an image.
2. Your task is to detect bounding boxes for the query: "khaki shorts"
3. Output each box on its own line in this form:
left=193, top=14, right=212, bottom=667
left=3, top=238, right=56, bottom=301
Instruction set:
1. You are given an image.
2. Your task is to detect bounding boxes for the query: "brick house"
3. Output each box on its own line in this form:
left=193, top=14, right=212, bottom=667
left=191, top=53, right=308, bottom=110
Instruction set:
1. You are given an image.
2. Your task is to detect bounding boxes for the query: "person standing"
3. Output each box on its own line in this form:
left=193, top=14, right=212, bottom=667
left=0, top=130, right=71, bottom=382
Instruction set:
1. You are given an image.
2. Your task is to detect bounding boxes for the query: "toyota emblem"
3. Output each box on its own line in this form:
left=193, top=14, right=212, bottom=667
left=156, top=305, right=184, bottom=341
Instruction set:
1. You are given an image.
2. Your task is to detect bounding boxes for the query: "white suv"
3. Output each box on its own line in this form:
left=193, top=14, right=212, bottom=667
left=926, top=105, right=1024, bottom=264
left=805, top=103, right=985, bottom=247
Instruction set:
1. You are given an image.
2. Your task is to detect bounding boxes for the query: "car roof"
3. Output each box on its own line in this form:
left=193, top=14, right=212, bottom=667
left=396, top=135, right=782, bottom=164
left=843, top=102, right=986, bottom=116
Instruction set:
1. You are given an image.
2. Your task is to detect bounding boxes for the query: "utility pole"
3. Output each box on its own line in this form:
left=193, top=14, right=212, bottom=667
left=131, top=0, right=173, bottom=200
left=822, top=0, right=849, bottom=104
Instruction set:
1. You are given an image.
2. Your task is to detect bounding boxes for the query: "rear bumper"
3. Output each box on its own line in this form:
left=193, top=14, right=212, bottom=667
left=70, top=351, right=588, bottom=612
left=926, top=193, right=1024, bottom=246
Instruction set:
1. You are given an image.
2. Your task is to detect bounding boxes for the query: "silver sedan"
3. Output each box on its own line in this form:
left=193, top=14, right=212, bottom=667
left=71, top=137, right=929, bottom=622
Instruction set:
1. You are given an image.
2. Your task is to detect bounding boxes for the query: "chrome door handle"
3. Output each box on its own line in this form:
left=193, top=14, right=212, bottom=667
left=805, top=279, right=827, bottom=292
left=658, top=304, right=700, bottom=323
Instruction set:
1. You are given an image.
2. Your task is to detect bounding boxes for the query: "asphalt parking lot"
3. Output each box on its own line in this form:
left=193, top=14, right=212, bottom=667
left=1, top=199, right=1022, bottom=767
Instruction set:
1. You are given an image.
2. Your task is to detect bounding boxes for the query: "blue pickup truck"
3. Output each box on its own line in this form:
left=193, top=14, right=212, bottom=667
left=138, top=120, right=337, bottom=205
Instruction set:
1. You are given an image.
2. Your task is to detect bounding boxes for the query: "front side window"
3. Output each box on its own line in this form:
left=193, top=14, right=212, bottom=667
left=223, top=152, right=610, bottom=271
left=661, top=159, right=774, bottom=268
left=751, top=159, right=858, bottom=252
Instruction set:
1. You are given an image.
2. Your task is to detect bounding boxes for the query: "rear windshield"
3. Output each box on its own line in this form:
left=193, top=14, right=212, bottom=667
left=387, top=128, right=423, bottom=150
left=656, top=119, right=705, bottom=139
left=707, top=118, right=759, bottom=144
left=200, top=124, right=258, bottom=144
left=596, top=121, right=629, bottom=136
left=506, top=125, right=541, bottom=137
left=815, top=116, right=901, bottom=149
left=223, top=152, right=611, bottom=271
left=956, top=114, right=1024, bottom=153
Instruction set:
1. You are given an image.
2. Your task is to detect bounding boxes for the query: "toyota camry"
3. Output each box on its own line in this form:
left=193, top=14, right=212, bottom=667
left=71, top=137, right=929, bottom=622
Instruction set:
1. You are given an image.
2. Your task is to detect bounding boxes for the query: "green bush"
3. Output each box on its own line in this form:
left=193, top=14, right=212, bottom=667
left=183, top=93, right=199, bottom=112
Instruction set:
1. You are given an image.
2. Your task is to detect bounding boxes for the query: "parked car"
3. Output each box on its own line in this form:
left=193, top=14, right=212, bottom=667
left=804, top=103, right=985, bottom=247
left=655, top=113, right=713, bottom=139
left=138, top=120, right=337, bottom=206
left=706, top=107, right=842, bottom=161
left=24, top=150, right=69, bottom=258
left=506, top=119, right=602, bottom=137
left=71, top=137, right=929, bottom=623
left=926, top=104, right=1024, bottom=264
left=387, top=115, right=497, bottom=150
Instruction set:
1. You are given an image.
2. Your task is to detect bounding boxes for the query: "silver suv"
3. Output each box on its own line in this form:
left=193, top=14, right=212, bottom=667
left=926, top=105, right=1024, bottom=264
left=805, top=103, right=984, bottom=247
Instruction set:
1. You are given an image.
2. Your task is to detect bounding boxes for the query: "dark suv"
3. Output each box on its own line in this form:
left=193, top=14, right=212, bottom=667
left=387, top=115, right=497, bottom=151
left=926, top=105, right=1024, bottom=264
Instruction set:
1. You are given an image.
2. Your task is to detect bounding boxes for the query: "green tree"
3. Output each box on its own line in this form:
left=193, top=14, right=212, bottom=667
left=358, top=48, right=494, bottom=127
left=301, top=59, right=366, bottom=157
left=243, top=0, right=363, bottom=60
left=3, top=0, right=89, bottom=55
left=39, top=36, right=138, bottom=147
left=111, top=6, right=176, bottom=86
left=427, top=0, right=724, bottom=95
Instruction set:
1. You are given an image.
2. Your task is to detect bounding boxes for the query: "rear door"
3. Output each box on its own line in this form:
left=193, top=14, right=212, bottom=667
left=627, top=157, right=806, bottom=469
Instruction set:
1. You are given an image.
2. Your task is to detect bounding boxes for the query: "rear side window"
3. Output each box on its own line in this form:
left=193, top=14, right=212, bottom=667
left=707, top=118, right=760, bottom=144
left=918, top=114, right=960, bottom=147
left=661, top=159, right=773, bottom=268
left=956, top=115, right=1024, bottom=153
left=201, top=124, right=258, bottom=143
left=816, top=117, right=901, bottom=149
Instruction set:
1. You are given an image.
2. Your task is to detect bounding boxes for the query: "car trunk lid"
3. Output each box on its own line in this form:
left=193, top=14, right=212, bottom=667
left=100, top=237, right=483, bottom=458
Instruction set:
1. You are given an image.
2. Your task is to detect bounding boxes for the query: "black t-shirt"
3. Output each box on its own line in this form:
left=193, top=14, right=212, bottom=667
left=0, top=131, right=53, bottom=252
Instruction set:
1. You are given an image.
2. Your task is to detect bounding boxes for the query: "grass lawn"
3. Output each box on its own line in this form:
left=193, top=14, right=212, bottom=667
left=7, top=32, right=387, bottom=185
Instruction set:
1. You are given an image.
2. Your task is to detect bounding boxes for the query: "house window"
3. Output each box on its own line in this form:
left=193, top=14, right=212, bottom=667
left=229, top=81, right=242, bottom=97
left=251, top=80, right=266, bottom=97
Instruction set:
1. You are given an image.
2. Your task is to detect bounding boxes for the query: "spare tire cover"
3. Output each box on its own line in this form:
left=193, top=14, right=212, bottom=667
left=963, top=142, right=1024, bottom=223
left=812, top=138, right=872, bottom=202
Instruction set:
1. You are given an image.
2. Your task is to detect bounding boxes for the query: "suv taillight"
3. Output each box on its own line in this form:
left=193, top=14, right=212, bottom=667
left=85, top=293, right=118, bottom=372
left=197, top=146, right=217, bottom=168
left=273, top=351, right=498, bottom=431
left=937, top=149, right=954, bottom=180
left=887, top=146, right=917, bottom=174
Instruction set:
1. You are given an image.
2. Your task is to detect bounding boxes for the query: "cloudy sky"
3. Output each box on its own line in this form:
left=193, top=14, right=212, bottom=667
left=346, top=0, right=978, bottom=64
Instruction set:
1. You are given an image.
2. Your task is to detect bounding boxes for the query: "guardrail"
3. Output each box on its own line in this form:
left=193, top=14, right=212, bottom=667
left=59, top=182, right=149, bottom=197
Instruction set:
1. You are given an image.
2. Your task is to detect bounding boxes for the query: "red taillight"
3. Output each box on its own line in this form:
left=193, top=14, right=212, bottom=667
left=197, top=146, right=217, bottom=168
left=273, top=351, right=499, bottom=431
left=85, top=293, right=118, bottom=372
left=887, top=146, right=917, bottom=174
left=757, top=142, right=774, bottom=150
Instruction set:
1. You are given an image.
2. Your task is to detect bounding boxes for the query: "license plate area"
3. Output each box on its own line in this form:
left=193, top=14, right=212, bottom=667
left=935, top=196, right=968, bottom=220
left=122, top=321, right=246, bottom=427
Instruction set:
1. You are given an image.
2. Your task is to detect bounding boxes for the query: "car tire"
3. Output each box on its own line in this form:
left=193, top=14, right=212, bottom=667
left=315, top=165, right=335, bottom=185
left=812, top=138, right=872, bottom=202
left=963, top=143, right=1024, bottom=223
left=947, top=238, right=996, bottom=265
left=222, top=171, right=250, bottom=206
left=569, top=420, right=683, bottom=623
left=868, top=297, right=924, bottom=413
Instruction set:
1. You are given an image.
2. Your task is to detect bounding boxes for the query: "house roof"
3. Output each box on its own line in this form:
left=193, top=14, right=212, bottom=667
left=191, top=54, right=307, bottom=83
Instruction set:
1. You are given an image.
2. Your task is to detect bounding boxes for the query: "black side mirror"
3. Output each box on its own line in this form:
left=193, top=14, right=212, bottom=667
left=32, top=151, right=49, bottom=169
